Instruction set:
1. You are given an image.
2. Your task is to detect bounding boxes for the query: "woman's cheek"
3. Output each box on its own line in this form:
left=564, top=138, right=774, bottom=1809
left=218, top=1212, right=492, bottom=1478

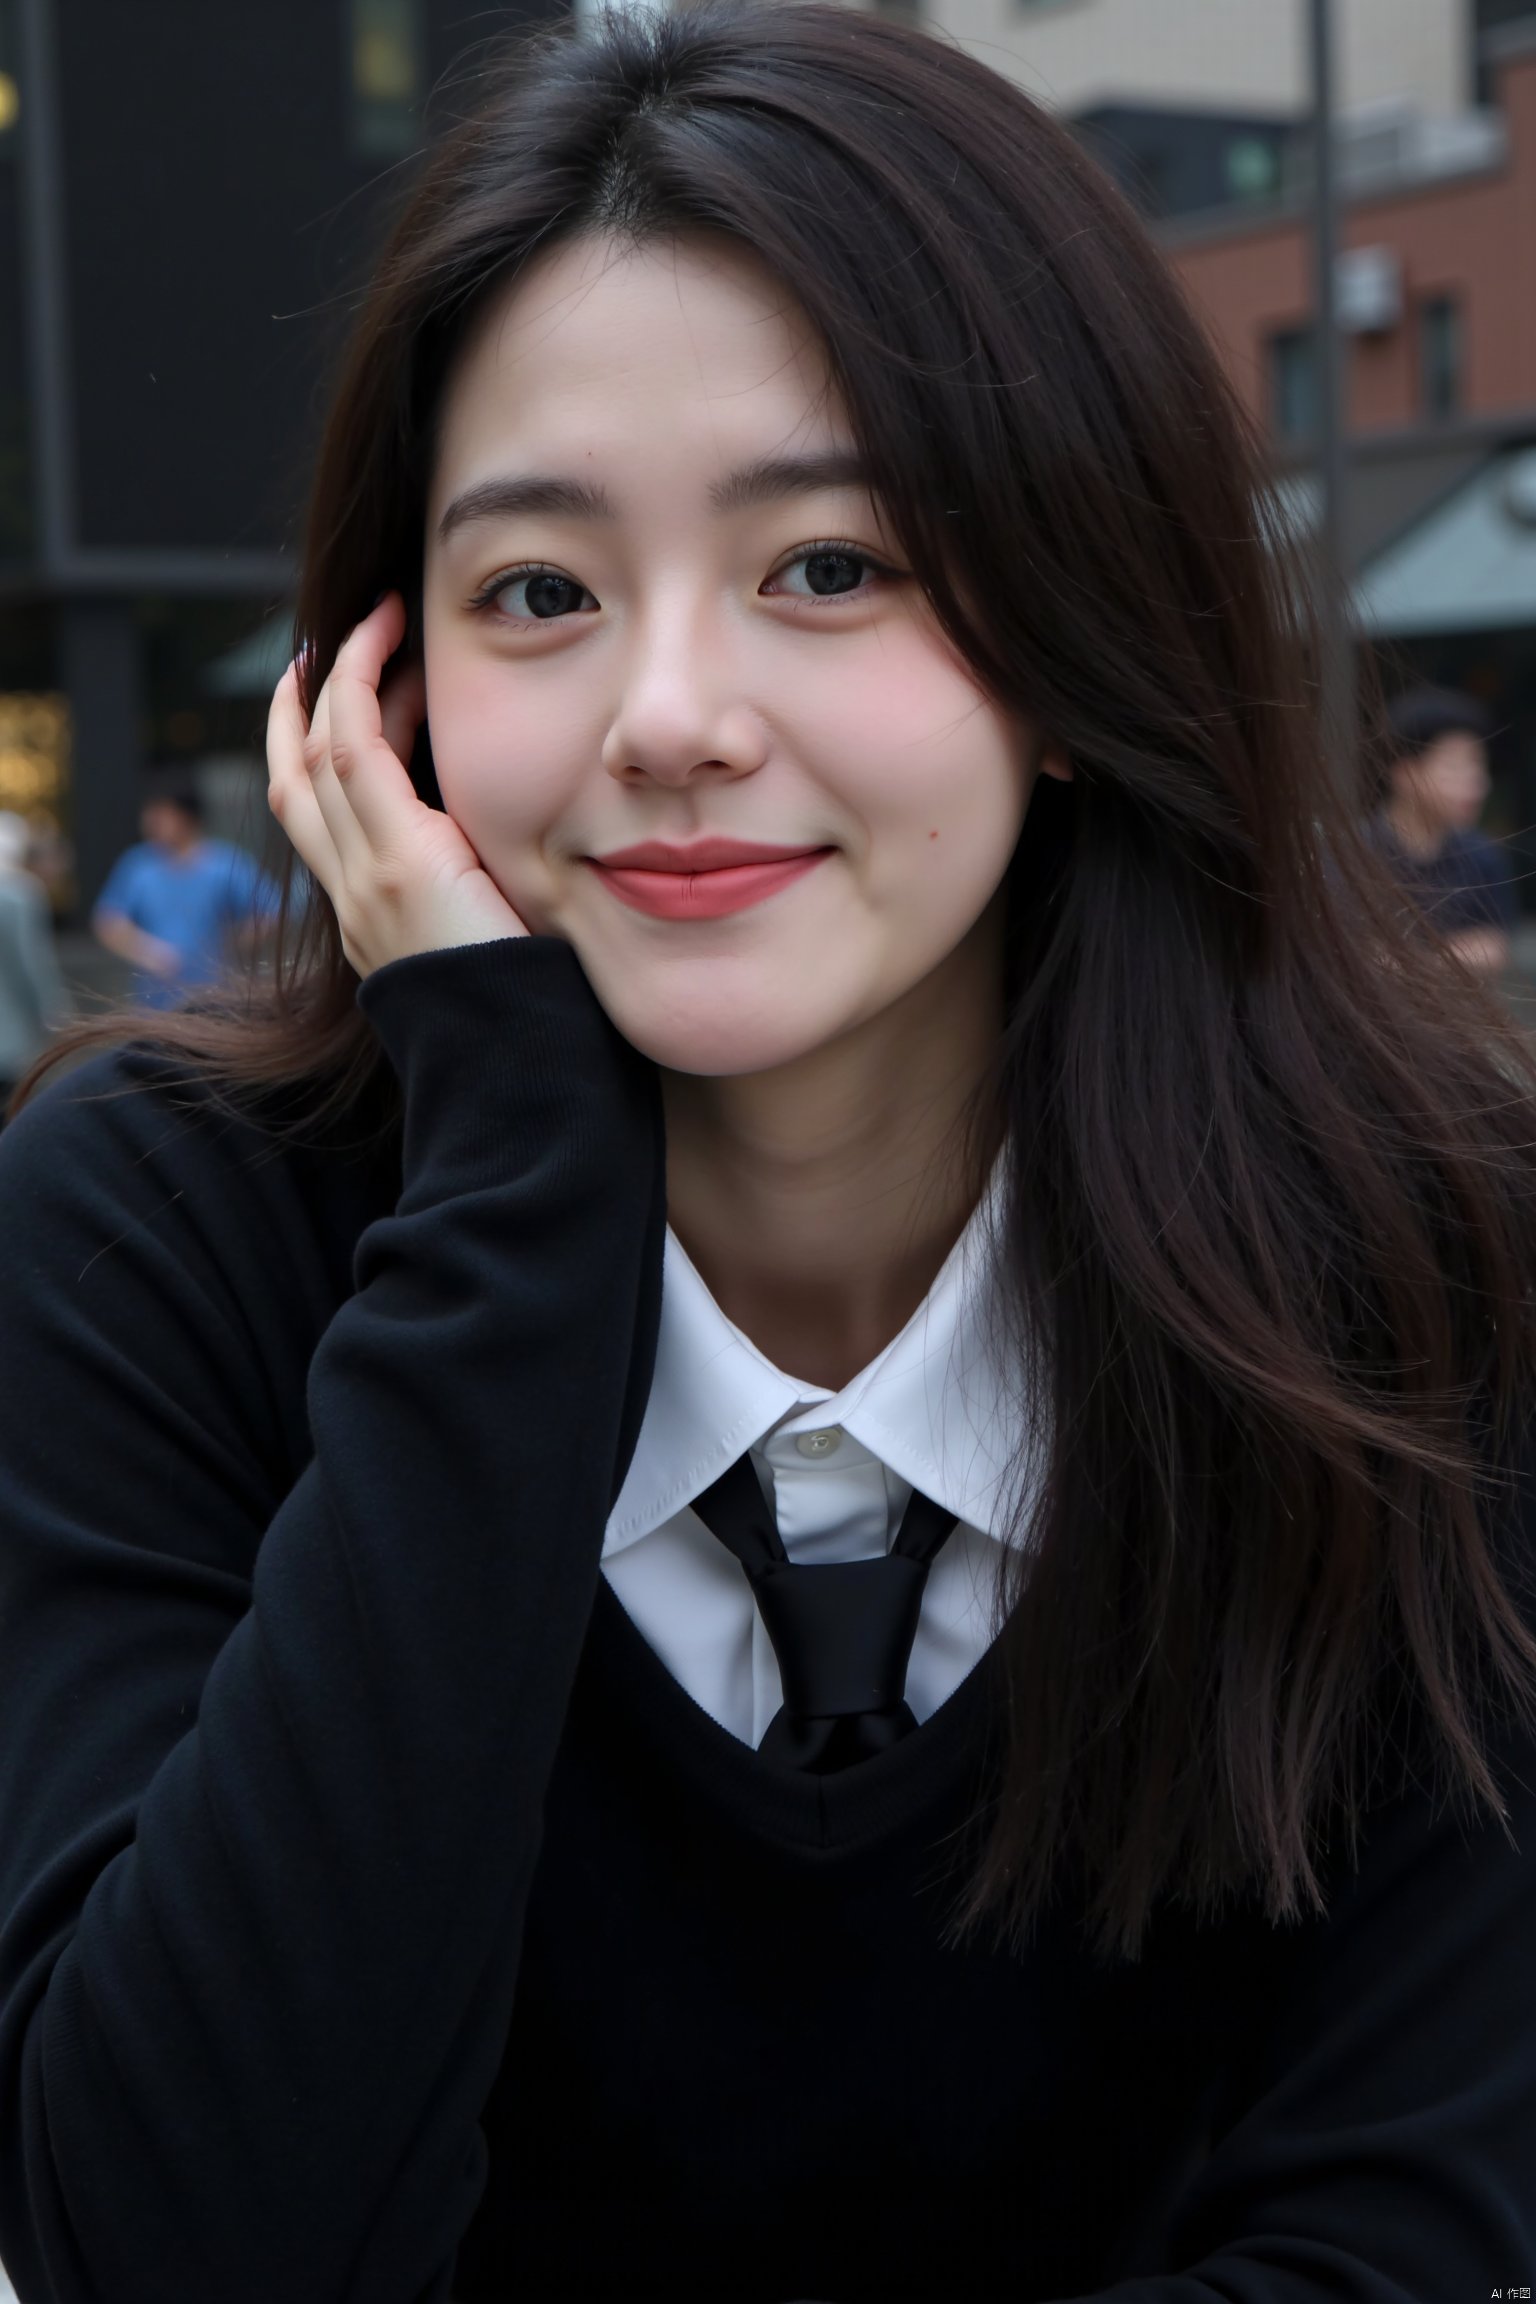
left=427, top=686, right=578, bottom=923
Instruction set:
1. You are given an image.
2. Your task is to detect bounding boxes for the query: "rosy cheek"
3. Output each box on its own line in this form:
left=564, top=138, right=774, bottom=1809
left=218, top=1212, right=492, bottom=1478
left=792, top=620, right=984, bottom=774
left=426, top=651, right=577, bottom=845
left=797, top=641, right=939, bottom=733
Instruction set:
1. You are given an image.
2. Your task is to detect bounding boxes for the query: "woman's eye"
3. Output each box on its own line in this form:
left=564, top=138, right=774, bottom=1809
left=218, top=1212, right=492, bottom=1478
left=766, top=546, right=888, bottom=603
left=472, top=544, right=894, bottom=623
left=479, top=569, right=597, bottom=622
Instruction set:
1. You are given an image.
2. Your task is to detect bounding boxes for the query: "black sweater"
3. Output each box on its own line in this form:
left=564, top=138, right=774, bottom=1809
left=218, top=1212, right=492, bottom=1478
left=0, top=936, right=1532, bottom=2304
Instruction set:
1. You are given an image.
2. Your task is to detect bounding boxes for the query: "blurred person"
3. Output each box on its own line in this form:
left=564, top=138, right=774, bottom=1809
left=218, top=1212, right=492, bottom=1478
left=2, top=10, right=1536, bottom=2302
left=1369, top=684, right=1518, bottom=976
left=20, top=816, right=75, bottom=917
left=0, top=813, right=68, bottom=1121
left=91, top=773, right=281, bottom=1008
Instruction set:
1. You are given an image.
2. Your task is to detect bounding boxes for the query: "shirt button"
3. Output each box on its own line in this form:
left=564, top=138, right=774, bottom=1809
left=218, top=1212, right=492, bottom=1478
left=795, top=1428, right=842, bottom=1459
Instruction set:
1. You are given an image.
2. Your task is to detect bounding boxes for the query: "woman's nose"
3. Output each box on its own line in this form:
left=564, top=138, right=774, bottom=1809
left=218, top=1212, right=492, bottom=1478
left=600, top=617, right=768, bottom=788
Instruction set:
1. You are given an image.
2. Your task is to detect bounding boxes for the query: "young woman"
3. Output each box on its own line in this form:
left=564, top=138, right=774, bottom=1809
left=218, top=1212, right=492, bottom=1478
left=2, top=6, right=1535, bottom=2298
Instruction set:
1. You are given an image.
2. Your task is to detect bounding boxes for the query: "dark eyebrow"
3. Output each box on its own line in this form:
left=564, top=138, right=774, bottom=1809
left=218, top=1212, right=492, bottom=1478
left=436, top=475, right=616, bottom=542
left=435, top=450, right=873, bottom=544
left=707, top=449, right=873, bottom=512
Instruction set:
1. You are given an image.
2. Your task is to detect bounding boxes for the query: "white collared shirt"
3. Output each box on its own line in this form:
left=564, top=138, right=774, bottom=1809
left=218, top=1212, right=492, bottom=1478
left=601, top=1155, right=1041, bottom=1748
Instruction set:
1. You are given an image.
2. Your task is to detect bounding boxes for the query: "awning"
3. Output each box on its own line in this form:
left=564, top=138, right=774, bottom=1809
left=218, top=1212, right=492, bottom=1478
left=202, top=613, right=296, bottom=698
left=1353, top=445, right=1536, bottom=637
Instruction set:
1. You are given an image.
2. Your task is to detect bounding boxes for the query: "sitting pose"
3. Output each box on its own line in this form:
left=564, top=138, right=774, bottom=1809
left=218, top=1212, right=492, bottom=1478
left=2, top=7, right=1534, bottom=2298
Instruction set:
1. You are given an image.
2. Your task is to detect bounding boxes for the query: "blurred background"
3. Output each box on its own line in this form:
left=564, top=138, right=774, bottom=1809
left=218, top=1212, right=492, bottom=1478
left=2, top=0, right=1536, bottom=1015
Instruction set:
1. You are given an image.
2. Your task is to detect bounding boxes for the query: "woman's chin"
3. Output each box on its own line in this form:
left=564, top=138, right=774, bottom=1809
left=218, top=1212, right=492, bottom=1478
left=589, top=987, right=837, bottom=1080
left=624, top=1026, right=825, bottom=1079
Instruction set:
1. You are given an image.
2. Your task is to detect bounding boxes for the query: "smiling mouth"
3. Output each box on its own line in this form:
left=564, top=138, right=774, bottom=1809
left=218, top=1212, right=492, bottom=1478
left=584, top=847, right=835, bottom=921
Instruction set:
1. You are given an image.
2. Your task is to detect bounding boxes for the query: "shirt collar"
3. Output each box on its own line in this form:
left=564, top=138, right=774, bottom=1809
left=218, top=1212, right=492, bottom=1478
left=603, top=1150, right=1039, bottom=1558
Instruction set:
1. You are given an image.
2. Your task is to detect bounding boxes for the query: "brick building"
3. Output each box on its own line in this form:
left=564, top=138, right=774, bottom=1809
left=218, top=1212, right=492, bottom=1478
left=1150, top=23, right=1536, bottom=879
left=1166, top=31, right=1536, bottom=451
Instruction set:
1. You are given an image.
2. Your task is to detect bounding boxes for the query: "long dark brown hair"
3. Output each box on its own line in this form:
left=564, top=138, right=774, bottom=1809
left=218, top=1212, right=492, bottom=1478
left=24, top=0, right=1536, bottom=1961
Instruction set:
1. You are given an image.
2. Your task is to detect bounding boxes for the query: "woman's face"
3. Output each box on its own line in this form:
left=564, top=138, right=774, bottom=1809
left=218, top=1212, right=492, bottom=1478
left=422, top=231, right=1063, bottom=1077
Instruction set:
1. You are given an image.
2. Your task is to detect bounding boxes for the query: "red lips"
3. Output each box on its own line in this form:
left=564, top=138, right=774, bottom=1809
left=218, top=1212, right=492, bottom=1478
left=590, top=838, right=826, bottom=872
left=583, top=837, right=835, bottom=922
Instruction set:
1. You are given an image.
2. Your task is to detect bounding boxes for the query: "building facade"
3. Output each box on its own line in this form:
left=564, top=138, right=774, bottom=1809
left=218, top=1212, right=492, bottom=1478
left=1156, top=23, right=1536, bottom=870
left=916, top=0, right=1468, bottom=128
left=1166, top=37, right=1536, bottom=441
left=0, top=0, right=563, bottom=917
left=863, top=0, right=1536, bottom=889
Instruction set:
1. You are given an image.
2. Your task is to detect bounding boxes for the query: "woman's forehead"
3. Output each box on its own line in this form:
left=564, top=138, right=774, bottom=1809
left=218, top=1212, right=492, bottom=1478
left=430, top=234, right=845, bottom=503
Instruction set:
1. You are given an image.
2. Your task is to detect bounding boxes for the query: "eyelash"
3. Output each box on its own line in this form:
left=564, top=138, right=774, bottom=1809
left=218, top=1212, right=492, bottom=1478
left=465, top=539, right=900, bottom=625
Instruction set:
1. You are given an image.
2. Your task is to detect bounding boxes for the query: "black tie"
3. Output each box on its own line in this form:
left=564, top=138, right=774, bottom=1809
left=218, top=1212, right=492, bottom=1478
left=688, top=1451, right=959, bottom=1772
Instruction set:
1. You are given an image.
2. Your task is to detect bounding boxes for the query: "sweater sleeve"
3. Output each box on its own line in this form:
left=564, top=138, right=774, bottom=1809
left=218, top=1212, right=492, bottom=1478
left=0, top=935, right=665, bottom=2304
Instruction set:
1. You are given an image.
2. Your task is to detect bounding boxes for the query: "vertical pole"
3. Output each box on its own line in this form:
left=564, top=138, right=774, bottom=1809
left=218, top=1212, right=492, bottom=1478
left=1308, top=0, right=1356, bottom=801
left=58, top=603, right=144, bottom=918
left=15, top=0, right=75, bottom=572
left=17, top=0, right=146, bottom=920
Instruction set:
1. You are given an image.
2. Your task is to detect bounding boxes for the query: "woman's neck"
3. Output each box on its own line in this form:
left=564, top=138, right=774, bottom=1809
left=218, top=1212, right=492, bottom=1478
left=660, top=901, right=1006, bottom=1392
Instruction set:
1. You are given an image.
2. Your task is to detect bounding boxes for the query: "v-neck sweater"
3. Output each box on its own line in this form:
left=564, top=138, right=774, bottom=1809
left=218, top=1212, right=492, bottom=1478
left=0, top=934, right=1532, bottom=2304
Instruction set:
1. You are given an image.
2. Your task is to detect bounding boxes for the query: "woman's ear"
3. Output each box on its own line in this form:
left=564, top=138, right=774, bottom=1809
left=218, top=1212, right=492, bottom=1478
left=1035, top=736, right=1073, bottom=784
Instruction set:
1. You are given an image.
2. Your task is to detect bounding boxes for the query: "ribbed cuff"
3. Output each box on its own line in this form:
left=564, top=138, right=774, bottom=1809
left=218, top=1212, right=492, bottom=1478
left=356, top=935, right=658, bottom=1197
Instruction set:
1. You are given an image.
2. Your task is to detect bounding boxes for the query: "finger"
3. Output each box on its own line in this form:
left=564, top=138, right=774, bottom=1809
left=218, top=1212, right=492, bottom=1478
left=301, top=679, right=374, bottom=881
left=267, top=660, right=341, bottom=891
left=325, top=597, right=431, bottom=852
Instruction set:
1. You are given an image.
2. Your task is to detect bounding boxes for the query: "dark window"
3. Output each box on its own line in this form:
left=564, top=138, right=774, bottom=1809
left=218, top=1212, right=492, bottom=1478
left=1419, top=296, right=1462, bottom=420
left=1268, top=326, right=1318, bottom=443
left=1475, top=1, right=1536, bottom=100
left=350, top=0, right=422, bottom=159
left=0, top=0, right=26, bottom=559
left=1225, top=134, right=1281, bottom=204
left=1120, top=145, right=1170, bottom=220
left=1074, top=105, right=1297, bottom=224
left=0, top=0, right=15, bottom=143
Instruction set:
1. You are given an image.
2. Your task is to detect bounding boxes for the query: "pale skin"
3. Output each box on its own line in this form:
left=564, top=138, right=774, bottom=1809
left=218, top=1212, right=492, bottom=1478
left=268, top=232, right=1069, bottom=1388
left=1384, top=730, right=1509, bottom=978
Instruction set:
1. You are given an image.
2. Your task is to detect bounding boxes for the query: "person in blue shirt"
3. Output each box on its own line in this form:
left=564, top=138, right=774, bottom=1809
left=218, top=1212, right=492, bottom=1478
left=91, top=777, right=282, bottom=1009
